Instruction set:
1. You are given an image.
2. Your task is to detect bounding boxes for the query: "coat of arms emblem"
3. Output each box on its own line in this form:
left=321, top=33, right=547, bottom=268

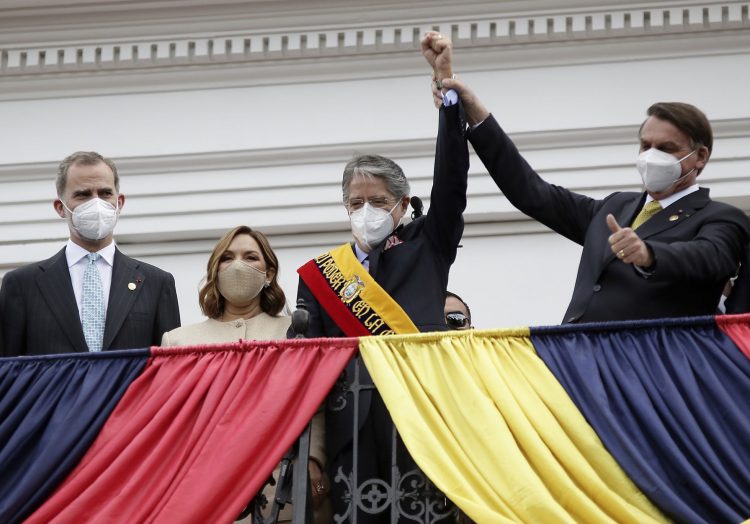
left=340, top=275, right=365, bottom=304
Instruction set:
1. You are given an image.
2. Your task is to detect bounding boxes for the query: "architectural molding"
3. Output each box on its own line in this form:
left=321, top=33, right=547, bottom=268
left=2, top=117, right=749, bottom=182
left=1, top=1, right=748, bottom=99
left=0, top=217, right=560, bottom=270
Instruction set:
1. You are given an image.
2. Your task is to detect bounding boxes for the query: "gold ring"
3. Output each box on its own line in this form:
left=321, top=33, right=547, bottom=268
left=617, top=249, right=625, bottom=258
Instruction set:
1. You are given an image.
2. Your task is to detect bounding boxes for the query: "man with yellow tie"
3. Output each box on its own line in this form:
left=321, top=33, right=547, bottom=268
left=426, top=32, right=750, bottom=323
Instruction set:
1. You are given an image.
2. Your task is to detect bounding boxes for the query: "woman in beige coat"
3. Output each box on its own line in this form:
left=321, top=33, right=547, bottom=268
left=162, top=225, right=329, bottom=523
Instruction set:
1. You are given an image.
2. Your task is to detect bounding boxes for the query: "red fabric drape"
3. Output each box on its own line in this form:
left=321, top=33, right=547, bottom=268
left=26, top=338, right=357, bottom=524
left=717, top=313, right=750, bottom=360
left=297, top=259, right=371, bottom=337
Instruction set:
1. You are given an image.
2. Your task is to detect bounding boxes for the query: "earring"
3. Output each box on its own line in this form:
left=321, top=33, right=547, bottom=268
left=264, top=280, right=271, bottom=288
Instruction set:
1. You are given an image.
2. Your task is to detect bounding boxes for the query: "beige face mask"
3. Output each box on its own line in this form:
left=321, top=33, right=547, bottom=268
left=217, top=260, right=267, bottom=307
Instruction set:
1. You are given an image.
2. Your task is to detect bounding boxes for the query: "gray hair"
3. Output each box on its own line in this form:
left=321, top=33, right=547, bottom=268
left=56, top=151, right=119, bottom=198
left=341, top=154, right=410, bottom=203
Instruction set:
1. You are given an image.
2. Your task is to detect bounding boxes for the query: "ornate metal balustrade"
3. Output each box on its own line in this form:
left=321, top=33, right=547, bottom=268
left=325, top=353, right=461, bottom=524
left=245, top=302, right=470, bottom=523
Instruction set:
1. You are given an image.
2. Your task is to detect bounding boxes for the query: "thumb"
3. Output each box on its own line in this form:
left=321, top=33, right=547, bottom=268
left=606, top=213, right=622, bottom=233
left=440, top=77, right=460, bottom=91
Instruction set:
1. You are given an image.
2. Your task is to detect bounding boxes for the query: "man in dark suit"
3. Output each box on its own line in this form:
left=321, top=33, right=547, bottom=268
left=725, top=251, right=750, bottom=314
left=0, top=151, right=180, bottom=356
left=431, top=37, right=749, bottom=323
left=290, top=33, right=468, bottom=522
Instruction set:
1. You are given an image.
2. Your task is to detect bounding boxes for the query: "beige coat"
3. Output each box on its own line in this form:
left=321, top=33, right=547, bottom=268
left=161, top=313, right=291, bottom=346
left=161, top=313, right=328, bottom=522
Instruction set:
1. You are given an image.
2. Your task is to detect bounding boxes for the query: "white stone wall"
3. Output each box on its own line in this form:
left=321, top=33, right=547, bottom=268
left=1, top=0, right=749, bottom=329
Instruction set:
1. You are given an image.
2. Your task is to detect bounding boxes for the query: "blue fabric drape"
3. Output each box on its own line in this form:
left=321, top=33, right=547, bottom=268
left=531, top=317, right=750, bottom=524
left=0, top=350, right=148, bottom=524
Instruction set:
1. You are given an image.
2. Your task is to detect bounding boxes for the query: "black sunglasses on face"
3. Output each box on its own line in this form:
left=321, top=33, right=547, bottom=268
left=445, top=311, right=469, bottom=329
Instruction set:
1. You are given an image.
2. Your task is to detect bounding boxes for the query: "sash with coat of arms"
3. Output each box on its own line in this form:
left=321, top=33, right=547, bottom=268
left=297, top=244, right=418, bottom=337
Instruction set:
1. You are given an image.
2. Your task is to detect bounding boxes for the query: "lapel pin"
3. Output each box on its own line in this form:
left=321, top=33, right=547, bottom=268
left=669, top=215, right=679, bottom=222
left=128, top=282, right=137, bottom=291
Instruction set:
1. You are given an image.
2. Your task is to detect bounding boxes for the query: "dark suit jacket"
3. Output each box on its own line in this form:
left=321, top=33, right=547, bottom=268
left=725, top=246, right=750, bottom=314
left=292, top=102, right=469, bottom=468
left=0, top=246, right=181, bottom=356
left=470, top=115, right=750, bottom=323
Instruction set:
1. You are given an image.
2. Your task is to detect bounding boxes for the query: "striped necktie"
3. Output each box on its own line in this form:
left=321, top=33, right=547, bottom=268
left=631, top=200, right=662, bottom=230
left=82, top=252, right=105, bottom=352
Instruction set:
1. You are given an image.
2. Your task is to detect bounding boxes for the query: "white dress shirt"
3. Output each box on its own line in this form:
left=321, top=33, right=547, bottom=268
left=645, top=182, right=700, bottom=208
left=66, top=239, right=116, bottom=318
left=354, top=243, right=370, bottom=270
left=441, top=89, right=458, bottom=107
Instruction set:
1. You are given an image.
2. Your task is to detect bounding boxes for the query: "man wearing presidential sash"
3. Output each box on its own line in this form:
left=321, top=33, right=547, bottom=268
left=291, top=33, right=469, bottom=522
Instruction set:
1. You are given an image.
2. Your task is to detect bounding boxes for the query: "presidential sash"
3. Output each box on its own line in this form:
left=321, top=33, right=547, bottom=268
left=297, top=244, right=418, bottom=337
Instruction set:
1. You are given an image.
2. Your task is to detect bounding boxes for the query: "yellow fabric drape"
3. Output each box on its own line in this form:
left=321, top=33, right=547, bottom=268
left=327, top=244, right=418, bottom=334
left=359, top=329, right=668, bottom=524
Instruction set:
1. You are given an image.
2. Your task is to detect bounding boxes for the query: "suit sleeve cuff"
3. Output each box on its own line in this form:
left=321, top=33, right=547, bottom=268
left=633, top=243, right=656, bottom=278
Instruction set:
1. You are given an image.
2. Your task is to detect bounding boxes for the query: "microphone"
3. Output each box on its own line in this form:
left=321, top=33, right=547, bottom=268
left=410, top=196, right=424, bottom=219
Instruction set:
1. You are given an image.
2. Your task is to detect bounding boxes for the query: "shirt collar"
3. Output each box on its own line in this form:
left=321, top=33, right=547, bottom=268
left=354, top=242, right=370, bottom=264
left=353, top=242, right=369, bottom=264
left=645, top=183, right=700, bottom=209
left=65, top=239, right=116, bottom=268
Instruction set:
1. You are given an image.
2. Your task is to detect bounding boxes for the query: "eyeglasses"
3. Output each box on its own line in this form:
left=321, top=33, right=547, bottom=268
left=445, top=311, right=469, bottom=329
left=346, top=197, right=394, bottom=211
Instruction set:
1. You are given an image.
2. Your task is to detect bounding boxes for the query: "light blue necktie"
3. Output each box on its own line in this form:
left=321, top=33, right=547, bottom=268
left=82, top=252, right=105, bottom=352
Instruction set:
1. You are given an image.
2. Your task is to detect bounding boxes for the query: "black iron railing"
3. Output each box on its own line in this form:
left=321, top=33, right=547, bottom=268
left=245, top=301, right=470, bottom=523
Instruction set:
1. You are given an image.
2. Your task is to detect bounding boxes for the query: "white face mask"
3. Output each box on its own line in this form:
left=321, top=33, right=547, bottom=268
left=637, top=148, right=696, bottom=193
left=350, top=202, right=400, bottom=252
left=217, top=260, right=268, bottom=307
left=62, top=198, right=120, bottom=241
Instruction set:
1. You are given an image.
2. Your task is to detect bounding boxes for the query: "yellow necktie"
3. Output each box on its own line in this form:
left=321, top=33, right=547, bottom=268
left=631, top=200, right=662, bottom=230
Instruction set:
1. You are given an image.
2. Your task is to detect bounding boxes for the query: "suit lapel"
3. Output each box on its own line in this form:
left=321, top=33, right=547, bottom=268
left=103, top=249, right=144, bottom=350
left=368, top=225, right=406, bottom=278
left=36, top=247, right=89, bottom=352
left=367, top=243, right=383, bottom=278
left=618, top=193, right=646, bottom=230
left=635, top=188, right=710, bottom=240
left=600, top=188, right=710, bottom=269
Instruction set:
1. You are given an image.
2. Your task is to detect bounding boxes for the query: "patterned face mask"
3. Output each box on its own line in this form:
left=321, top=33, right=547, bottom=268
left=217, top=260, right=267, bottom=307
